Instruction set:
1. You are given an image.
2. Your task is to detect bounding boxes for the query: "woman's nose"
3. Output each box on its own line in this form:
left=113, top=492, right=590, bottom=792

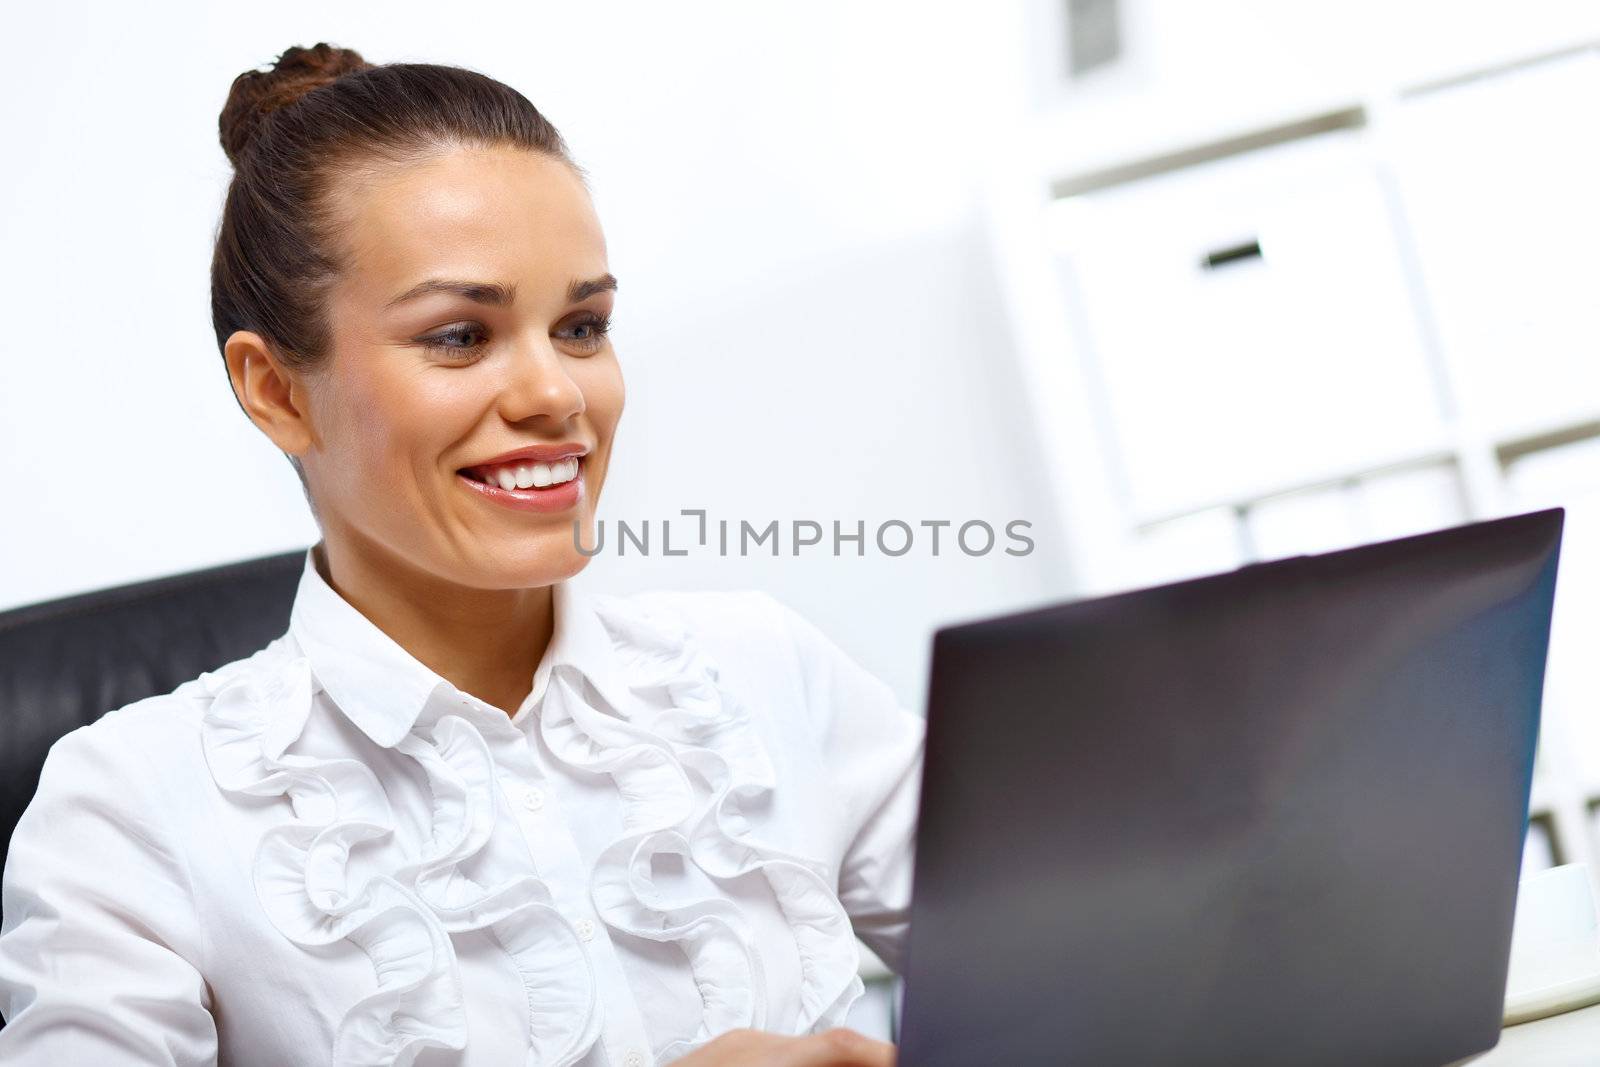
left=498, top=337, right=585, bottom=424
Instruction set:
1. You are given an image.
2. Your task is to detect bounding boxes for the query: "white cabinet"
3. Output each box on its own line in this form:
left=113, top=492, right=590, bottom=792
left=1243, top=462, right=1467, bottom=562
left=1387, top=49, right=1600, bottom=440
left=1048, top=127, right=1448, bottom=521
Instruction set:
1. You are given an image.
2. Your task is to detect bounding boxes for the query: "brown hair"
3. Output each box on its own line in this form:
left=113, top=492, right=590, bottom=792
left=210, top=43, right=582, bottom=374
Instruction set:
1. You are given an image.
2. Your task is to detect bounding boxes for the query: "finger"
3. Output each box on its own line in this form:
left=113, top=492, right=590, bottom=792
left=774, top=1028, right=897, bottom=1067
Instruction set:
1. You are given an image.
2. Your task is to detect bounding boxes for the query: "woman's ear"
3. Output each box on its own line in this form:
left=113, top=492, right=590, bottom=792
left=223, top=330, right=315, bottom=458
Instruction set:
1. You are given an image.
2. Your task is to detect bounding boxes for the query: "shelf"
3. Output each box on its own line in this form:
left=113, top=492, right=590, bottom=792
left=1129, top=446, right=1459, bottom=532
left=1030, top=40, right=1600, bottom=203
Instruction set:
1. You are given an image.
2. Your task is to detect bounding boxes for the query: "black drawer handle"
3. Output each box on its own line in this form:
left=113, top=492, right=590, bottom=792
left=1202, top=239, right=1263, bottom=270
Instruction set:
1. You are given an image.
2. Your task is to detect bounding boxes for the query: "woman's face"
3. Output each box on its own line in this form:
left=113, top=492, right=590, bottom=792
left=293, top=143, right=623, bottom=590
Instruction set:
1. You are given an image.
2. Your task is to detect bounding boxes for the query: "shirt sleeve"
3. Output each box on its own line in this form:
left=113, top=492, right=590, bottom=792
left=773, top=598, right=925, bottom=976
left=0, top=716, right=219, bottom=1064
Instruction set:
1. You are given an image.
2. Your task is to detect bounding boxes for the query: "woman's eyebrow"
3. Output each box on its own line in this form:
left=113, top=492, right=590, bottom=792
left=384, top=273, right=618, bottom=309
left=567, top=273, right=619, bottom=302
left=386, top=279, right=515, bottom=309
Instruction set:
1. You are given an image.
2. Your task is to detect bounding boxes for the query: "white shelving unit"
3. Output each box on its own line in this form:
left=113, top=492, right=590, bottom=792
left=984, top=42, right=1600, bottom=888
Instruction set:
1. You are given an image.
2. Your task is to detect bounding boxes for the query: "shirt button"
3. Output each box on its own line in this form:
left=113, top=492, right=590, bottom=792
left=575, top=918, right=597, bottom=942
left=621, top=1051, right=646, bottom=1067
left=521, top=788, right=544, bottom=812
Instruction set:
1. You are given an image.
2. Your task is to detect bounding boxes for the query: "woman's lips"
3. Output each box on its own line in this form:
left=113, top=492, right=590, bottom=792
left=457, top=462, right=583, bottom=513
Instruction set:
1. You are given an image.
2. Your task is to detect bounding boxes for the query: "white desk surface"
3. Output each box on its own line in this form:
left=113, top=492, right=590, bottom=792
left=1456, top=1002, right=1600, bottom=1065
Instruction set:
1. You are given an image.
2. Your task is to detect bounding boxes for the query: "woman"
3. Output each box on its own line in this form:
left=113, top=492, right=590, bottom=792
left=0, top=43, right=922, bottom=1067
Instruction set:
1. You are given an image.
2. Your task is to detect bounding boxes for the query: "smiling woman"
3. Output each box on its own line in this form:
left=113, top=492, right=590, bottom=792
left=215, top=68, right=625, bottom=623
left=0, top=42, right=920, bottom=1067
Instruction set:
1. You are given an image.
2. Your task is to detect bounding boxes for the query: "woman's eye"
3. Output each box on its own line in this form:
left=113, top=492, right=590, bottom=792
left=418, top=323, right=489, bottom=358
left=559, top=313, right=613, bottom=353
left=417, top=315, right=612, bottom=359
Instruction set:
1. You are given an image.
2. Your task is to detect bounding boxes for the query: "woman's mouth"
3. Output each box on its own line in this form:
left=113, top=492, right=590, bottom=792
left=457, top=456, right=584, bottom=513
left=460, top=456, right=580, bottom=490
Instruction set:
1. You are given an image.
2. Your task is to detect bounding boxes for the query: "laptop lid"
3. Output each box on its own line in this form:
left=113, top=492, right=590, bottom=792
left=898, top=508, right=1564, bottom=1067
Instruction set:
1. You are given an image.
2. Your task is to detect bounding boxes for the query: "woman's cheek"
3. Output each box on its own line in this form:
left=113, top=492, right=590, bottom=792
left=583, top=355, right=626, bottom=430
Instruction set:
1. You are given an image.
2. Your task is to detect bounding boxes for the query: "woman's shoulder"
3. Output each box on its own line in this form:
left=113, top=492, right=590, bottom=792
left=31, top=634, right=298, bottom=807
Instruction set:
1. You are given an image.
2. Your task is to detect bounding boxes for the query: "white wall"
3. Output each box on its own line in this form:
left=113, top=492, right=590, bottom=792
left=0, top=0, right=1069, bottom=710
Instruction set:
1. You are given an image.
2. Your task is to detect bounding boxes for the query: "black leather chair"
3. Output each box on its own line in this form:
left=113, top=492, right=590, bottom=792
left=0, top=548, right=309, bottom=908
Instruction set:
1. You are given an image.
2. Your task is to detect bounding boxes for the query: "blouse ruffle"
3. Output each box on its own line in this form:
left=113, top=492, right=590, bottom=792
left=196, top=592, right=863, bottom=1066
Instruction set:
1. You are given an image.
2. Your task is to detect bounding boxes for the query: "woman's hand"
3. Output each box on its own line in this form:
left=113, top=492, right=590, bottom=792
left=672, top=1028, right=896, bottom=1066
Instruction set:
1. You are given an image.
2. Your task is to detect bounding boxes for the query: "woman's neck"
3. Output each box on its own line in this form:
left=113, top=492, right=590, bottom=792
left=313, top=537, right=554, bottom=717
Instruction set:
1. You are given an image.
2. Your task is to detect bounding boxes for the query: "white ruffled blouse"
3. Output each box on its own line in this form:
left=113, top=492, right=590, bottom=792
left=0, top=547, right=924, bottom=1067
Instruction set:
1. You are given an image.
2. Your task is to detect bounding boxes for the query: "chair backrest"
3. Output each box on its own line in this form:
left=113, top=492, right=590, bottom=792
left=0, top=549, right=308, bottom=888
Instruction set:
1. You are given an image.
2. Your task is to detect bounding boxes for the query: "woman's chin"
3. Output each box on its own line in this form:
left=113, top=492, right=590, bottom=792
left=472, top=543, right=592, bottom=589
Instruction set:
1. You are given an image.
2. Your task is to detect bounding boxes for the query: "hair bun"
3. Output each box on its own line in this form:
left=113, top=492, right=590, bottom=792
left=219, top=43, right=370, bottom=167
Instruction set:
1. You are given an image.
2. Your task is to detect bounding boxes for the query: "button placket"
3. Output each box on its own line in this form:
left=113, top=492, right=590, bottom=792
left=494, top=738, right=606, bottom=949
left=416, top=616, right=664, bottom=1063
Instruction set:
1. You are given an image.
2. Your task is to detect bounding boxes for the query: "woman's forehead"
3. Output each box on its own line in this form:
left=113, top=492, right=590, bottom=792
left=334, top=145, right=605, bottom=306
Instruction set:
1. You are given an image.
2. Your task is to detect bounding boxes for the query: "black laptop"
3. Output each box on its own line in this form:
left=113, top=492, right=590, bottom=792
left=898, top=508, right=1564, bottom=1067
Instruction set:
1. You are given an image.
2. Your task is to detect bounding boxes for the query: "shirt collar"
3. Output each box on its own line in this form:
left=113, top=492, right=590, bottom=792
left=287, top=544, right=623, bottom=748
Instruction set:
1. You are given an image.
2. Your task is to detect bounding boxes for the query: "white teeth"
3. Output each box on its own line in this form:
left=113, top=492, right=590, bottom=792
left=478, top=456, right=581, bottom=490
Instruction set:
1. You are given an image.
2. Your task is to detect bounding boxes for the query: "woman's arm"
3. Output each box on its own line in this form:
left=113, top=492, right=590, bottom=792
left=0, top=717, right=218, bottom=1064
left=776, top=600, right=925, bottom=975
